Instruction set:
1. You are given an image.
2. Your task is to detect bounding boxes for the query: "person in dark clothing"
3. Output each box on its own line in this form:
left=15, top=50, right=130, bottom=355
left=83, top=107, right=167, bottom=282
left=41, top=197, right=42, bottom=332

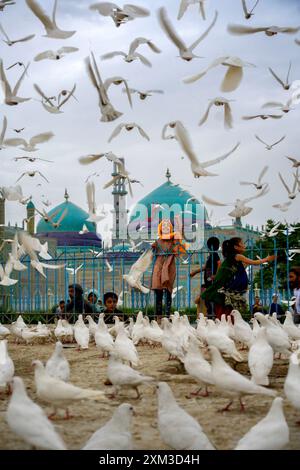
left=103, top=292, right=129, bottom=323
left=87, top=289, right=103, bottom=313
left=252, top=296, right=264, bottom=314
left=202, top=237, right=276, bottom=319
left=65, top=283, right=93, bottom=314
left=52, top=300, right=65, bottom=316
left=289, top=267, right=300, bottom=324
left=190, top=236, right=221, bottom=319
left=269, top=294, right=285, bottom=319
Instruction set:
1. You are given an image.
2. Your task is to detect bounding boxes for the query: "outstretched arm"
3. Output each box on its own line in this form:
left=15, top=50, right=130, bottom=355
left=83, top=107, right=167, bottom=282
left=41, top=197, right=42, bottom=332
left=190, top=264, right=206, bottom=277
left=235, top=254, right=276, bottom=266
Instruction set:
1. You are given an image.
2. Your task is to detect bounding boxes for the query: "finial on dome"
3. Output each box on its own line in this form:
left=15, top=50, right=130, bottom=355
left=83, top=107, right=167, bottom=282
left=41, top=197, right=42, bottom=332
left=64, top=188, right=69, bottom=201
left=166, top=168, right=171, bottom=182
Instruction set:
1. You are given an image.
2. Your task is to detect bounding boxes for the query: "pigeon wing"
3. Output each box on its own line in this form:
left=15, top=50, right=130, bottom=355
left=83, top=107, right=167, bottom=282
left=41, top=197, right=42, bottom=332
left=202, top=142, right=240, bottom=168
left=158, top=7, right=186, bottom=52
left=198, top=100, right=214, bottom=126
left=190, top=10, right=218, bottom=51
left=26, top=0, right=54, bottom=33
left=268, top=67, right=285, bottom=88
left=30, top=132, right=54, bottom=146
left=136, top=124, right=150, bottom=141
left=202, top=195, right=229, bottom=207
left=108, top=123, right=124, bottom=142
left=0, top=116, right=7, bottom=143
left=175, top=121, right=199, bottom=166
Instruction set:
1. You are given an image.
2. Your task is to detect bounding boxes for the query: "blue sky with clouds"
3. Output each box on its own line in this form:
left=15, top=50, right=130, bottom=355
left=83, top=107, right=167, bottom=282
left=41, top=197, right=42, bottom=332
left=1, top=0, right=300, bottom=239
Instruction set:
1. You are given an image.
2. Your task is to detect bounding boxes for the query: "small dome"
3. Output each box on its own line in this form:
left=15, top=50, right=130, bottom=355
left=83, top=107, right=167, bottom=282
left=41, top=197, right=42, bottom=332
left=36, top=200, right=96, bottom=234
left=36, top=193, right=102, bottom=249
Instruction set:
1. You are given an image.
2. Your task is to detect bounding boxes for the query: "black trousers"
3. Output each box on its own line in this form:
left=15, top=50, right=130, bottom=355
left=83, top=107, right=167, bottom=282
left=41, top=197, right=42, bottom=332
left=155, top=289, right=172, bottom=317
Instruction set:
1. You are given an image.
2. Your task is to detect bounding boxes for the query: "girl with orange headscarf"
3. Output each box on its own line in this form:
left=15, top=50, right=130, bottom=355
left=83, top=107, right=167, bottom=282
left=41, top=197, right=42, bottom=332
left=151, top=216, right=186, bottom=319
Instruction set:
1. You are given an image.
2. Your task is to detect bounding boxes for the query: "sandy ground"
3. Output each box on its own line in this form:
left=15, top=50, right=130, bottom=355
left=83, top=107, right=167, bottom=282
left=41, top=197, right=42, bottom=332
left=0, top=332, right=300, bottom=451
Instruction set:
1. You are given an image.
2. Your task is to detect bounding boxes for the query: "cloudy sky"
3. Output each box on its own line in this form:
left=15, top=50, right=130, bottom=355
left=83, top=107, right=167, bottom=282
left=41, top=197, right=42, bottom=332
left=1, top=0, right=300, bottom=240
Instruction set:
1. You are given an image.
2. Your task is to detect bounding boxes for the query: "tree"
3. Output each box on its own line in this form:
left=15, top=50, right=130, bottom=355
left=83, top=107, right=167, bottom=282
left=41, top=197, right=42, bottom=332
left=253, top=219, right=300, bottom=292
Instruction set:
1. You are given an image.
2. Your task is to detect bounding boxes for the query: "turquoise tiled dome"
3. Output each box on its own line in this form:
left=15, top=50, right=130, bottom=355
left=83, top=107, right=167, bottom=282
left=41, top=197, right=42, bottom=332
left=36, top=200, right=96, bottom=233
left=129, top=171, right=208, bottom=227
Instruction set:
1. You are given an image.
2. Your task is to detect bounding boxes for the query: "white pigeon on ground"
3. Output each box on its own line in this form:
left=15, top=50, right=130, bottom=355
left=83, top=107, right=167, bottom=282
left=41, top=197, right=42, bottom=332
left=6, top=377, right=66, bottom=450
left=33, top=360, right=106, bottom=419
left=54, top=319, right=73, bottom=343
left=248, top=327, right=274, bottom=386
left=283, top=311, right=300, bottom=341
left=21, top=328, right=42, bottom=344
left=284, top=350, right=300, bottom=423
left=123, top=250, right=153, bottom=294
left=107, top=354, right=154, bottom=398
left=254, top=313, right=291, bottom=357
left=157, top=382, right=215, bottom=450
left=74, top=314, right=89, bottom=350
left=45, top=342, right=70, bottom=382
left=235, top=397, right=289, bottom=450
left=82, top=403, right=134, bottom=450
left=251, top=317, right=261, bottom=339
left=161, top=318, right=185, bottom=361
left=95, top=323, right=114, bottom=357
left=231, top=310, right=254, bottom=348
left=195, top=314, right=208, bottom=343
left=209, top=345, right=276, bottom=411
left=0, top=339, right=14, bottom=393
left=131, top=311, right=146, bottom=345
left=206, top=320, right=243, bottom=361
left=108, top=316, right=127, bottom=337
left=216, top=314, right=230, bottom=337
left=36, top=321, right=51, bottom=338
left=183, top=337, right=214, bottom=397
left=85, top=315, right=98, bottom=339
left=141, top=317, right=163, bottom=345
left=114, top=326, right=139, bottom=366
left=0, top=323, right=10, bottom=339
left=11, top=315, right=28, bottom=341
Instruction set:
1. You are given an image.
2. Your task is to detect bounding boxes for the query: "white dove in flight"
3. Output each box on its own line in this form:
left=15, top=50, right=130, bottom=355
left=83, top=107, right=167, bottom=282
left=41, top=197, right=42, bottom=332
left=175, top=121, right=240, bottom=177
left=101, top=37, right=161, bottom=67
left=159, top=7, right=218, bottom=61
left=25, top=0, right=76, bottom=39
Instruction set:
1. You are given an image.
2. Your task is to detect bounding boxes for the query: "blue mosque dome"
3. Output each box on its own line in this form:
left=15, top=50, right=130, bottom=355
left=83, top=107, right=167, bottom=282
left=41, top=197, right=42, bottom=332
left=128, top=170, right=208, bottom=237
left=36, top=190, right=102, bottom=249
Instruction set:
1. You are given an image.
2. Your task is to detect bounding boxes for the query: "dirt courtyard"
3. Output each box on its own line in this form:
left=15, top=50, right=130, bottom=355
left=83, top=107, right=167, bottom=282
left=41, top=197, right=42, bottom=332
left=0, top=334, right=299, bottom=450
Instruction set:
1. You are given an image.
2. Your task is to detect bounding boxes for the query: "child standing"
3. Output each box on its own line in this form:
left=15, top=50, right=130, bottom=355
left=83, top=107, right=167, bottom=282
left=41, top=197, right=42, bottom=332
left=202, top=237, right=276, bottom=319
left=151, top=216, right=186, bottom=319
left=190, top=237, right=221, bottom=319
